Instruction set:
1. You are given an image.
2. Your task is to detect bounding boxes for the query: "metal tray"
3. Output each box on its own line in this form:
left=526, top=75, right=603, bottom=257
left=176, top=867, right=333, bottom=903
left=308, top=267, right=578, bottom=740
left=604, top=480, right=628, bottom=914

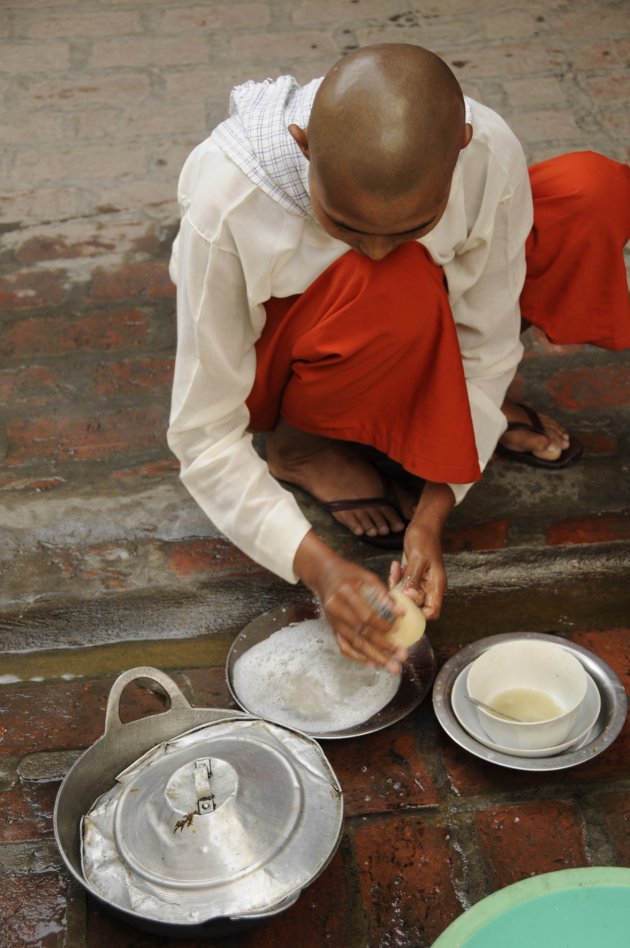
left=432, top=632, right=627, bottom=771
left=226, top=598, right=436, bottom=740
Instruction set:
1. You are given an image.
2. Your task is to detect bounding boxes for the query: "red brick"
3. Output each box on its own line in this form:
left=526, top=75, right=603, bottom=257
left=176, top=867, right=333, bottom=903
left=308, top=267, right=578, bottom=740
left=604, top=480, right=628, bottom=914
left=547, top=365, right=630, bottom=411
left=172, top=666, right=239, bottom=711
left=0, top=872, right=68, bottom=947
left=325, top=729, right=440, bottom=815
left=0, top=779, right=58, bottom=843
left=166, top=538, right=263, bottom=579
left=568, top=628, right=630, bottom=684
left=556, top=629, right=630, bottom=786
left=592, top=791, right=630, bottom=864
left=353, top=817, right=463, bottom=947
left=0, top=366, right=63, bottom=406
left=0, top=269, right=66, bottom=310
left=6, top=405, right=167, bottom=464
left=108, top=458, right=179, bottom=480
left=92, top=357, right=174, bottom=396
left=0, top=474, right=66, bottom=492
left=88, top=261, right=174, bottom=302
left=4, top=308, right=149, bottom=358
left=476, top=801, right=588, bottom=888
left=575, top=430, right=617, bottom=455
left=0, top=679, right=168, bottom=757
left=57, top=544, right=134, bottom=592
left=439, top=733, right=543, bottom=797
left=15, top=229, right=142, bottom=264
left=546, top=513, right=630, bottom=546
left=241, top=849, right=352, bottom=948
left=442, top=519, right=509, bottom=553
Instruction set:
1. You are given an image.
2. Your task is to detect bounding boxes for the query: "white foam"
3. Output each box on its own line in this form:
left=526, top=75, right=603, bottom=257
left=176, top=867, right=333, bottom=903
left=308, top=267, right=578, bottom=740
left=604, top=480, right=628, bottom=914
left=232, top=618, right=400, bottom=733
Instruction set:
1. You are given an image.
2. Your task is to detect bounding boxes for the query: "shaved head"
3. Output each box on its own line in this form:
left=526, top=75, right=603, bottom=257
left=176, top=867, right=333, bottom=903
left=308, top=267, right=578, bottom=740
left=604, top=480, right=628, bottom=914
left=288, top=45, right=471, bottom=259
left=306, top=44, right=465, bottom=204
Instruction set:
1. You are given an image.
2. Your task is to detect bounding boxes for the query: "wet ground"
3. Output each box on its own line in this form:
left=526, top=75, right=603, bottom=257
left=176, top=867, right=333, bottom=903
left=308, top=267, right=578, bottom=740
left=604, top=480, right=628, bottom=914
left=1, top=0, right=630, bottom=945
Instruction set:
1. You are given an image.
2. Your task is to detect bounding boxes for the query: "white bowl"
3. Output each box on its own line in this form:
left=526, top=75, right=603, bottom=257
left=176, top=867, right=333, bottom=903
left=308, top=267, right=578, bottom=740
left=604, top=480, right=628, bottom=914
left=451, top=664, right=602, bottom=758
left=466, top=639, right=588, bottom=751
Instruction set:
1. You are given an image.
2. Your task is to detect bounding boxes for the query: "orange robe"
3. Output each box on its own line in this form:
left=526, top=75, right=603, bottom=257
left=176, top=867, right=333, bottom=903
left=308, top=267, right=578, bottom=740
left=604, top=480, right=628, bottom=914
left=247, top=152, right=630, bottom=483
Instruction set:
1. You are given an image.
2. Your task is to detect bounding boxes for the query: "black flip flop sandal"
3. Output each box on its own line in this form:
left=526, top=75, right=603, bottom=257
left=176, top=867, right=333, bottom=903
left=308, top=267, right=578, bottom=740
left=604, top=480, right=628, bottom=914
left=282, top=474, right=409, bottom=549
left=495, top=403, right=583, bottom=469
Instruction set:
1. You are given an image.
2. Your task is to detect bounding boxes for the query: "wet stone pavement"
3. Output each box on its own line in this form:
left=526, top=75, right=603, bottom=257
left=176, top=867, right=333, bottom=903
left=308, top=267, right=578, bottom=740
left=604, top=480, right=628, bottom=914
left=1, top=0, right=630, bottom=945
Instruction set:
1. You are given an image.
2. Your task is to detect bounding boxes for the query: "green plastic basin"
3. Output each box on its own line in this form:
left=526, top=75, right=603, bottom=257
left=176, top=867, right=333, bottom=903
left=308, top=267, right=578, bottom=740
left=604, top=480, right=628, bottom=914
left=433, top=867, right=630, bottom=947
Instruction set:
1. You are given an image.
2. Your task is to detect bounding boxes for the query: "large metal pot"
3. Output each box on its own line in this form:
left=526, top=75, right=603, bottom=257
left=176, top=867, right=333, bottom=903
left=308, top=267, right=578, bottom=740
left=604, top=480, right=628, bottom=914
left=54, top=667, right=344, bottom=939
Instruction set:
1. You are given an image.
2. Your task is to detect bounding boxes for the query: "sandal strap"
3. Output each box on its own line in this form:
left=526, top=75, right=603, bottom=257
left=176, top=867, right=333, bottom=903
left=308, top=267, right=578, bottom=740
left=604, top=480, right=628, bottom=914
left=323, top=471, right=403, bottom=516
left=505, top=401, right=546, bottom=435
left=323, top=495, right=399, bottom=514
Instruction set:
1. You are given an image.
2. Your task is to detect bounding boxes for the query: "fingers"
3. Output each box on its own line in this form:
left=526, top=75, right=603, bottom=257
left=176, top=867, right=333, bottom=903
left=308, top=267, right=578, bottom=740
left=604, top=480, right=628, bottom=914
left=335, top=626, right=405, bottom=675
left=326, top=580, right=408, bottom=673
left=388, top=560, right=402, bottom=588
left=399, top=552, right=446, bottom=619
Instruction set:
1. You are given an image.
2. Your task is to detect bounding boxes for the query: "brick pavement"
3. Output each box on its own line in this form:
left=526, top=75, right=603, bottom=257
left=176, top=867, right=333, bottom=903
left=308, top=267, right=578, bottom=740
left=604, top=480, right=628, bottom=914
left=1, top=0, right=629, bottom=945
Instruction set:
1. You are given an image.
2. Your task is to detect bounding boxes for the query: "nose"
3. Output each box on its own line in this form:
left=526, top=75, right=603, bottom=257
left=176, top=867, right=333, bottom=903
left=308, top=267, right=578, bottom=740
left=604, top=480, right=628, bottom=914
left=357, top=236, right=397, bottom=261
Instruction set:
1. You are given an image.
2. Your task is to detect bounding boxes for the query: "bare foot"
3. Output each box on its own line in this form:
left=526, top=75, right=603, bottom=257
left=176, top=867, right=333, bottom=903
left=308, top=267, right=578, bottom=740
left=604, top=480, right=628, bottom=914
left=500, top=399, right=570, bottom=461
left=267, top=420, right=416, bottom=537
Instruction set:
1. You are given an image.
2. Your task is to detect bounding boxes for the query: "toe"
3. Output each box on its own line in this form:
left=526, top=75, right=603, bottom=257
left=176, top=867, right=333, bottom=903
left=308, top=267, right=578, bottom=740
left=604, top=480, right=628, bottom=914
left=534, top=440, right=562, bottom=461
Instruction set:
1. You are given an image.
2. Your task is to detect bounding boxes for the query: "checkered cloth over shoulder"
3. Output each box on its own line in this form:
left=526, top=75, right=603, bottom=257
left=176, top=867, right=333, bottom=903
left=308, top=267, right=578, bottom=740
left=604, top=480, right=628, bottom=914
left=212, top=75, right=320, bottom=219
left=212, top=74, right=474, bottom=220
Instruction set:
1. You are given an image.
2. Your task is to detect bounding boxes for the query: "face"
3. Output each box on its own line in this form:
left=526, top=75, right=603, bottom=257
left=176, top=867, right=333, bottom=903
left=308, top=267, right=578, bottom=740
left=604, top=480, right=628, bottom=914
left=309, top=172, right=452, bottom=261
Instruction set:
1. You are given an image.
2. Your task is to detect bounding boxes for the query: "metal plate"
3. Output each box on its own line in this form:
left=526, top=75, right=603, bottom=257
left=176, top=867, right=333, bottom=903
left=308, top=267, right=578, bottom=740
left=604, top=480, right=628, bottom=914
left=226, top=598, right=436, bottom=740
left=432, top=632, right=627, bottom=771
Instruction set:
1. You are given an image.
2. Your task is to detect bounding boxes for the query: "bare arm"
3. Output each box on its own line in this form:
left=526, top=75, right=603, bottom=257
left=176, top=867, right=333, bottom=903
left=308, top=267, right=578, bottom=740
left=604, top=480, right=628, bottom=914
left=392, top=481, right=455, bottom=618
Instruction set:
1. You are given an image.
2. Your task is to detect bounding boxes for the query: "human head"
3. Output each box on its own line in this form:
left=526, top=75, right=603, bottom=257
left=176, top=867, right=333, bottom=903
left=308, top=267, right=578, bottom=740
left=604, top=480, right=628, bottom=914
left=289, top=44, right=472, bottom=260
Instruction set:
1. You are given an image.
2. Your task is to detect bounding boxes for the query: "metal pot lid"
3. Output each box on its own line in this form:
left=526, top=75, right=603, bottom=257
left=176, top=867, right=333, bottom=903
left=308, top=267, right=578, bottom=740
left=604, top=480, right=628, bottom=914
left=82, top=717, right=343, bottom=924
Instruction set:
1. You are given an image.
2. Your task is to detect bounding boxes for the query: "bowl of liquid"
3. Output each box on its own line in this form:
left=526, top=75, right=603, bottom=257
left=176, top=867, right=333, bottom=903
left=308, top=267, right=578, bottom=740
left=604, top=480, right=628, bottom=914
left=466, top=638, right=588, bottom=751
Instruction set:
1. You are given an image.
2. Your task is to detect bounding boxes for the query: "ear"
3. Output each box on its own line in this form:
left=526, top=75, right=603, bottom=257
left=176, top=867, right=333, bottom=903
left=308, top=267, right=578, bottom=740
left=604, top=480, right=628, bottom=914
left=461, top=122, right=473, bottom=150
left=288, top=123, right=310, bottom=160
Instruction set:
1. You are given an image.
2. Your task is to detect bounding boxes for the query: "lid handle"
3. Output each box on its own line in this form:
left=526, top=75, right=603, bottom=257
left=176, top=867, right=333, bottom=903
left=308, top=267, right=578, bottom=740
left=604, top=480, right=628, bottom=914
left=194, top=758, right=216, bottom=814
left=104, top=666, right=192, bottom=734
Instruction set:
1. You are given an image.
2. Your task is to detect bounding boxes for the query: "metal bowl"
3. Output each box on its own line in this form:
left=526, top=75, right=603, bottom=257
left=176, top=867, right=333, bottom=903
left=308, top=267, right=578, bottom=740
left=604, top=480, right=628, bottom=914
left=432, top=632, right=627, bottom=772
left=54, top=667, right=343, bottom=939
left=226, top=598, right=436, bottom=740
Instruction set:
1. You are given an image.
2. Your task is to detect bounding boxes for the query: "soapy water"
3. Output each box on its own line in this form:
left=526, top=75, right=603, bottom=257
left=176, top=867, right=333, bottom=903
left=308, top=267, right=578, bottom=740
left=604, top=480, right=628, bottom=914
left=233, top=618, right=401, bottom=733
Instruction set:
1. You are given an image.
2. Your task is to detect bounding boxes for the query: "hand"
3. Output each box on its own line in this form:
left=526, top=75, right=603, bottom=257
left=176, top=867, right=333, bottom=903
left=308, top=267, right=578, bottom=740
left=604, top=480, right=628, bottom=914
left=390, top=482, right=454, bottom=619
left=294, top=531, right=408, bottom=674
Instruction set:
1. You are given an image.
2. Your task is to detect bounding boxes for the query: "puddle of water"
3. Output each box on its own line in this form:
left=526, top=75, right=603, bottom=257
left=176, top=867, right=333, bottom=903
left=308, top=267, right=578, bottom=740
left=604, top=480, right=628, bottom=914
left=0, top=634, right=233, bottom=683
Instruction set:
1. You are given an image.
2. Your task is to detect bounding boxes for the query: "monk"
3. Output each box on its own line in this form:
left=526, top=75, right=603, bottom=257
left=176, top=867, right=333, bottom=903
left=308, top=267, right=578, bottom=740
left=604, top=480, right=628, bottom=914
left=168, top=45, right=630, bottom=674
